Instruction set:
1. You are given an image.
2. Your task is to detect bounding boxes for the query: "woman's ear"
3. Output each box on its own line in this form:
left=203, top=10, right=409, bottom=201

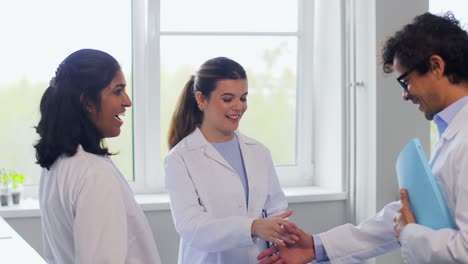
left=80, top=95, right=96, bottom=113
left=195, top=91, right=205, bottom=112
left=429, top=54, right=446, bottom=79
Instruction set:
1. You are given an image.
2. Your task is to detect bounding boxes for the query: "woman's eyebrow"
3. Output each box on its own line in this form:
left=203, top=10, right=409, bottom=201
left=220, top=92, right=248, bottom=96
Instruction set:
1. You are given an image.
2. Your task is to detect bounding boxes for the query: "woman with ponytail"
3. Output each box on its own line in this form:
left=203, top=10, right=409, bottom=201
left=35, top=49, right=161, bottom=263
left=165, top=57, right=298, bottom=264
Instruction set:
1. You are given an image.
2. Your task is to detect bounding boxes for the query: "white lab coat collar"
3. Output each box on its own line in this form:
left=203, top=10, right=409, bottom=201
left=440, top=102, right=468, bottom=141
left=431, top=103, right=468, bottom=162
left=184, top=127, right=257, bottom=149
left=183, top=127, right=258, bottom=173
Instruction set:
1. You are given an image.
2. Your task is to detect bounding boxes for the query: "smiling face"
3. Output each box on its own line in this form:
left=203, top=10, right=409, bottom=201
left=87, top=70, right=132, bottom=138
left=196, top=79, right=248, bottom=142
left=393, top=56, right=449, bottom=120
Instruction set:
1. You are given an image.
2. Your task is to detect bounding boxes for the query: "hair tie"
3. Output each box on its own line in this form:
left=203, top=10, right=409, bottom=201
left=49, top=77, right=56, bottom=88
left=192, top=75, right=198, bottom=95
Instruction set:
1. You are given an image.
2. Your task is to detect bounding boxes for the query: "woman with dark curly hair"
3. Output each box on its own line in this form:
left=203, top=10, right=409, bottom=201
left=35, top=49, right=161, bottom=263
left=258, top=11, right=468, bottom=264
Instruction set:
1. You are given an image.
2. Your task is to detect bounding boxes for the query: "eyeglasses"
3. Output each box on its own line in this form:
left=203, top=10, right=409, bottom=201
left=396, top=66, right=417, bottom=93
left=396, top=58, right=429, bottom=93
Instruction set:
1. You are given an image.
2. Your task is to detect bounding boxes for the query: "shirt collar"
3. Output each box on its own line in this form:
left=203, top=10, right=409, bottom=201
left=433, top=96, right=468, bottom=137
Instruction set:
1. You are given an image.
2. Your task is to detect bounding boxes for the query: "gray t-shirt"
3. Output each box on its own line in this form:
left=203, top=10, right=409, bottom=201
left=211, top=135, right=249, bottom=207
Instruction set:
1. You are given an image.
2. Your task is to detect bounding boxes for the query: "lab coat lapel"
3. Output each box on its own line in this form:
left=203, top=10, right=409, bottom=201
left=188, top=128, right=235, bottom=173
left=440, top=103, right=468, bottom=141
left=236, top=130, right=258, bottom=210
left=430, top=103, right=468, bottom=166
left=204, top=144, right=235, bottom=172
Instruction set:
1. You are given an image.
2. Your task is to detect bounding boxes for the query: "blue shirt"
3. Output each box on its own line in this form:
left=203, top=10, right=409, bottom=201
left=313, top=235, right=329, bottom=262
left=211, top=135, right=249, bottom=207
left=433, top=96, right=468, bottom=137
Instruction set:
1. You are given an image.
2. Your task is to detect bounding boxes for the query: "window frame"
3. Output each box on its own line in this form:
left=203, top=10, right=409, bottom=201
left=22, top=0, right=347, bottom=197
left=130, top=0, right=321, bottom=193
left=129, top=0, right=162, bottom=193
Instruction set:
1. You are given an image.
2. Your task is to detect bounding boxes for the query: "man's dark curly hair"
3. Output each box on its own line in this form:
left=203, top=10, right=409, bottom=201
left=382, top=12, right=468, bottom=84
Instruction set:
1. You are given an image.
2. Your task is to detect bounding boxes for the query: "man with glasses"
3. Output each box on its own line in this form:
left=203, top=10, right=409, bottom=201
left=257, top=11, right=468, bottom=264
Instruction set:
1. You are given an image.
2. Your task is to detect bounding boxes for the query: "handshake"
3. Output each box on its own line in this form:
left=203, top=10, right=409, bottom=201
left=256, top=189, right=417, bottom=264
left=253, top=210, right=316, bottom=264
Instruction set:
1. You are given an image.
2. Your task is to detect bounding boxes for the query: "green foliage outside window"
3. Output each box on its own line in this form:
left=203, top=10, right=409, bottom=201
left=1, top=42, right=295, bottom=185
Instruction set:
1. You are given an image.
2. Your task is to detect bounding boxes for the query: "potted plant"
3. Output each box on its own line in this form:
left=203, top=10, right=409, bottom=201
left=10, top=171, right=25, bottom=205
left=0, top=169, right=11, bottom=206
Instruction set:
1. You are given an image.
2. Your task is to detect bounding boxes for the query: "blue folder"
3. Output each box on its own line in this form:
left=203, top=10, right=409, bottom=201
left=396, top=138, right=456, bottom=230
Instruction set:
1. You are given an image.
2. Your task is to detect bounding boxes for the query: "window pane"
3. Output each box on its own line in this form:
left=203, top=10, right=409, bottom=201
left=0, top=0, right=133, bottom=184
left=160, top=36, right=297, bottom=165
left=161, top=0, right=298, bottom=32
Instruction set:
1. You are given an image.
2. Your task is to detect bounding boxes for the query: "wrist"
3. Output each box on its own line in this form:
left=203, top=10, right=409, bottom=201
left=310, top=235, right=316, bottom=261
left=251, top=219, right=259, bottom=236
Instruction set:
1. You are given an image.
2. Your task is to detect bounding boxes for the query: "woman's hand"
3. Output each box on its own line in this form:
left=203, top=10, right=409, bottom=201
left=251, top=210, right=299, bottom=246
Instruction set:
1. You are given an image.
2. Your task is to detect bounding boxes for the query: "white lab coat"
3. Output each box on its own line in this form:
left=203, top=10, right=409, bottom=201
left=39, top=145, right=161, bottom=264
left=319, top=103, right=468, bottom=264
left=164, top=128, right=288, bottom=264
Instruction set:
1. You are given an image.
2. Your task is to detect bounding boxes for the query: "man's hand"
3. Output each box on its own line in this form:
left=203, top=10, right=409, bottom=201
left=394, top=188, right=416, bottom=238
left=257, top=224, right=315, bottom=264
left=252, top=210, right=298, bottom=246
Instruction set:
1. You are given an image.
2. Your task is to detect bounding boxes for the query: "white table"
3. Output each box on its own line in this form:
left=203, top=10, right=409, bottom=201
left=0, top=216, right=46, bottom=263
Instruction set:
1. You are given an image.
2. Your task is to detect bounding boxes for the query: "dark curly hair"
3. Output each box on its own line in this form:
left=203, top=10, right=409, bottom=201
left=382, top=12, right=468, bottom=84
left=34, top=49, right=121, bottom=169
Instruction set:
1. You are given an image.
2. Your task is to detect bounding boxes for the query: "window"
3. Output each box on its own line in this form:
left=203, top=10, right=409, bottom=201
left=158, top=0, right=300, bottom=187
left=156, top=0, right=346, bottom=191
left=0, top=0, right=133, bottom=197
left=1, top=0, right=347, bottom=196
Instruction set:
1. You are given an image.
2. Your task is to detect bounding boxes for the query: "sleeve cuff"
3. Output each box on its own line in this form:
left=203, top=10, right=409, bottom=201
left=313, top=235, right=330, bottom=262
